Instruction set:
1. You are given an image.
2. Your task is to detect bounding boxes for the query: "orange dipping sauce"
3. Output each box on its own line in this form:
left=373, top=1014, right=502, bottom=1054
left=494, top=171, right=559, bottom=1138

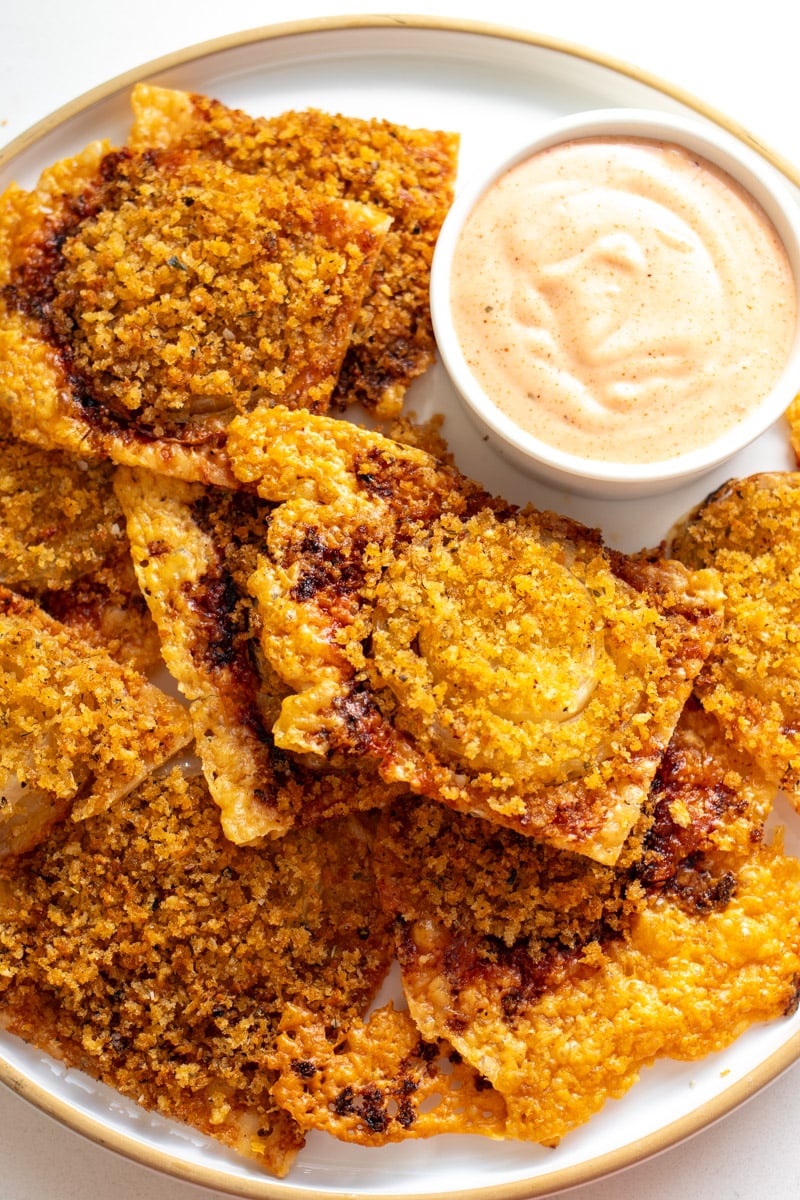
left=450, top=137, right=797, bottom=464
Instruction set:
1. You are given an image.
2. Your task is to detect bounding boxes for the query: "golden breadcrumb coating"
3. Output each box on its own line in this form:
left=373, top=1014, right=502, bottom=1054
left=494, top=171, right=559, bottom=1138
left=227, top=406, right=723, bottom=865
left=669, top=472, right=800, bottom=795
left=129, top=83, right=460, bottom=417
left=2, top=79, right=798, bottom=1178
left=0, top=432, right=122, bottom=591
left=275, top=694, right=780, bottom=1151
left=39, top=540, right=163, bottom=675
left=0, top=430, right=160, bottom=672
left=271, top=1002, right=508, bottom=1145
left=376, top=797, right=648, bottom=961
left=0, top=768, right=392, bottom=1175
left=0, top=138, right=389, bottom=484
left=0, top=587, right=192, bottom=861
left=114, top=466, right=397, bottom=844
left=375, top=795, right=800, bottom=1147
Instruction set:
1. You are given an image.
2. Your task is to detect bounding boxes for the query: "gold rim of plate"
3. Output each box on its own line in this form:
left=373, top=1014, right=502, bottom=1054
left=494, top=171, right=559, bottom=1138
left=1, top=13, right=799, bottom=1200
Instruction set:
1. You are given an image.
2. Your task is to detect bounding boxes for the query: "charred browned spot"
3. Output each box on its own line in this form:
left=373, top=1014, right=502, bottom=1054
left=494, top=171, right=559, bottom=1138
left=290, top=1059, right=317, bottom=1079
left=356, top=1086, right=390, bottom=1133
left=332, top=1085, right=355, bottom=1115
left=353, top=448, right=402, bottom=500
left=190, top=489, right=268, bottom=546
left=292, top=559, right=363, bottom=602
left=299, top=527, right=324, bottom=556
left=289, top=529, right=367, bottom=603
left=444, top=1015, right=468, bottom=1035
left=662, top=862, right=737, bottom=914
left=636, top=732, right=747, bottom=891
left=352, top=447, right=486, bottom=534
left=463, top=939, right=578, bottom=1011
left=331, top=687, right=387, bottom=756
left=333, top=332, right=428, bottom=409
left=185, top=570, right=242, bottom=669
left=414, top=1040, right=440, bottom=1063
left=396, top=1098, right=417, bottom=1128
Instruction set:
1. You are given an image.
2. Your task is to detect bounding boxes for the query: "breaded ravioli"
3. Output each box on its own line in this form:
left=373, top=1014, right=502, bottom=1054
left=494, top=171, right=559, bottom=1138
left=0, top=587, right=192, bottom=861
left=0, top=429, right=123, bottom=591
left=0, top=428, right=160, bottom=672
left=114, top=466, right=397, bottom=844
left=0, top=138, right=389, bottom=483
left=271, top=694, right=784, bottom=1153
left=372, top=780, right=800, bottom=1148
left=0, top=767, right=392, bottom=1175
left=227, top=406, right=723, bottom=865
left=128, top=83, right=460, bottom=416
left=669, top=472, right=800, bottom=796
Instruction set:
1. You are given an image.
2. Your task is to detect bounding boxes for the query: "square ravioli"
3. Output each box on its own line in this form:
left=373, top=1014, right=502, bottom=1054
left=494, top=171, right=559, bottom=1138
left=0, top=135, right=389, bottom=484
left=128, top=83, right=460, bottom=416
left=114, top=466, right=399, bottom=844
left=0, top=425, right=160, bottom=673
left=374, top=795, right=800, bottom=1148
left=226, top=406, right=724, bottom=865
left=270, top=698, right=790, bottom=1152
left=0, top=767, right=392, bottom=1175
left=669, top=471, right=800, bottom=796
left=0, top=586, right=192, bottom=861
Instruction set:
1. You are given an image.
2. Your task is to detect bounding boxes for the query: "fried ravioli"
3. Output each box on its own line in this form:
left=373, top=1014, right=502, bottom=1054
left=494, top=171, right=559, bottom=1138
left=0, top=139, right=389, bottom=483
left=669, top=472, right=800, bottom=795
left=114, top=466, right=396, bottom=844
left=0, top=429, right=123, bottom=591
left=227, top=406, right=723, bottom=865
left=0, top=428, right=160, bottom=671
left=0, top=587, right=192, bottom=860
left=0, top=767, right=392, bottom=1175
left=129, top=83, right=460, bottom=416
left=275, top=692, right=786, bottom=1153
left=373, top=789, right=800, bottom=1148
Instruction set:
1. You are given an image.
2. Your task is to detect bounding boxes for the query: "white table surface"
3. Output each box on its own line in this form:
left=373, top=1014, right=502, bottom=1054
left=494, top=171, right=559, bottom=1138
left=1, top=2, right=799, bottom=1198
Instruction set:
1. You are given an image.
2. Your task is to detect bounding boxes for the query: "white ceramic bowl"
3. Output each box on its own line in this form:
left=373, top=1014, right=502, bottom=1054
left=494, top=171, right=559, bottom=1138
left=430, top=108, right=800, bottom=498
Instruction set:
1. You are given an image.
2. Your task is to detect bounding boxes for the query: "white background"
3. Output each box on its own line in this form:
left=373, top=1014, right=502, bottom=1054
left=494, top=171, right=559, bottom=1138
left=1, top=2, right=799, bottom=1199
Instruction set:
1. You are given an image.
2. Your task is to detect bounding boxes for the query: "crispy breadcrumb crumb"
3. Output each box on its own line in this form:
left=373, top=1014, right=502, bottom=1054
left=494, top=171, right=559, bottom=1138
left=114, top=467, right=399, bottom=844
left=0, top=140, right=389, bottom=483
left=228, top=406, right=723, bottom=864
left=0, top=433, right=122, bottom=590
left=670, top=472, right=800, bottom=795
left=129, top=84, right=460, bottom=416
left=0, top=768, right=392, bottom=1175
left=0, top=431, right=160, bottom=672
left=0, top=587, right=192, bottom=859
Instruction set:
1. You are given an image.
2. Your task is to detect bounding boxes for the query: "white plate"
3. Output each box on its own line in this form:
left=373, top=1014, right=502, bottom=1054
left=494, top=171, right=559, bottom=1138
left=2, top=15, right=800, bottom=1200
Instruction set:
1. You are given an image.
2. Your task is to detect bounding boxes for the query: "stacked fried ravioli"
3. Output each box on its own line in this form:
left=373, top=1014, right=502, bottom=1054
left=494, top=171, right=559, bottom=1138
left=2, top=78, right=800, bottom=1178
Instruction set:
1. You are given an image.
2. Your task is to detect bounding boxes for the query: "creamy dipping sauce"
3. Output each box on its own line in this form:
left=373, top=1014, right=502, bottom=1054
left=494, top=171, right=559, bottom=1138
left=450, top=137, right=798, bottom=464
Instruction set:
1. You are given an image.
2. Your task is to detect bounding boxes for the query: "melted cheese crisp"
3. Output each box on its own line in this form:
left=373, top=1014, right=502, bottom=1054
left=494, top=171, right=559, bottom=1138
left=451, top=137, right=797, bottom=464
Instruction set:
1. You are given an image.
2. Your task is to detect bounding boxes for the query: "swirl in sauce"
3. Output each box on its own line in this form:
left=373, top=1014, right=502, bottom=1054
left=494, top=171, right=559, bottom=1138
left=450, top=137, right=797, bottom=464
